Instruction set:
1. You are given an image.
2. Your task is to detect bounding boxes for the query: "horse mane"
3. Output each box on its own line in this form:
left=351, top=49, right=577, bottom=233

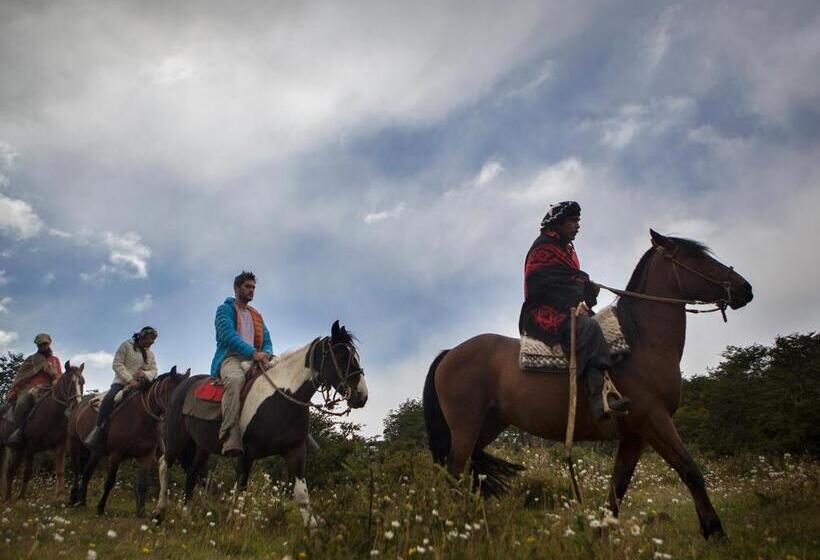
left=616, top=236, right=711, bottom=345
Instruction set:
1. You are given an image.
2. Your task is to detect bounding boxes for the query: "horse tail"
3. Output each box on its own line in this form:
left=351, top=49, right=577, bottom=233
left=470, top=448, right=525, bottom=497
left=423, top=350, right=451, bottom=465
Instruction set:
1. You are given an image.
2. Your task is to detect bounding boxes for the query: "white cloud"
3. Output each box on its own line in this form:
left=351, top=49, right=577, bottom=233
left=42, top=272, right=55, bottom=285
left=48, top=228, right=73, bottom=238
left=0, top=296, right=11, bottom=313
left=131, top=294, right=153, bottom=313
left=363, top=203, right=406, bottom=225
left=473, top=159, right=505, bottom=187
left=0, top=329, right=18, bottom=349
left=83, top=231, right=152, bottom=281
left=0, top=270, right=7, bottom=285
left=511, top=158, right=587, bottom=203
left=586, top=97, right=694, bottom=150
left=70, top=350, right=115, bottom=390
left=0, top=195, right=43, bottom=239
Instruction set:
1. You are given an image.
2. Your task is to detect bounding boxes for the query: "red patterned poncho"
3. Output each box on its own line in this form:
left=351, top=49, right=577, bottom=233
left=518, top=231, right=597, bottom=345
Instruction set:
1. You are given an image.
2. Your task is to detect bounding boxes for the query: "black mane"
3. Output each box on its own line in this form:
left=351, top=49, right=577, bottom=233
left=617, top=236, right=711, bottom=345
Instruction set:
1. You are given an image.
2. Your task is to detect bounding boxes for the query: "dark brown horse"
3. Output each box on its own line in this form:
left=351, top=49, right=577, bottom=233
left=68, top=366, right=190, bottom=516
left=0, top=362, right=85, bottom=501
left=423, top=230, right=753, bottom=540
left=153, top=321, right=368, bottom=525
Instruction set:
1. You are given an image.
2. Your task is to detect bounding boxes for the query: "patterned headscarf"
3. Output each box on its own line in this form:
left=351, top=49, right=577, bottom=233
left=540, top=201, right=581, bottom=229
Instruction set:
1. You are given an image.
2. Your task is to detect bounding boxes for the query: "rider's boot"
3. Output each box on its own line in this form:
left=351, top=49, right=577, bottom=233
left=8, top=393, right=35, bottom=448
left=221, top=426, right=244, bottom=457
left=585, top=367, right=630, bottom=420
left=83, top=424, right=106, bottom=451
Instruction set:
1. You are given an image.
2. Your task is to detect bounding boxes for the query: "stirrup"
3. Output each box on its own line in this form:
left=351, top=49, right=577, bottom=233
left=602, top=371, right=628, bottom=416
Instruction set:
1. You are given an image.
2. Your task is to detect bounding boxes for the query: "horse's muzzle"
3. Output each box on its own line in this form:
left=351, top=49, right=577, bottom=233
left=730, top=281, right=753, bottom=309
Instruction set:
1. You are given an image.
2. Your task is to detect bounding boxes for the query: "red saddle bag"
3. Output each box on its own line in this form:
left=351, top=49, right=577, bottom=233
left=194, top=380, right=224, bottom=403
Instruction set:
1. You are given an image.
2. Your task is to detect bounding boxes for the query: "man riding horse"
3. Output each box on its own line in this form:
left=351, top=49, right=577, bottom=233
left=85, top=326, right=159, bottom=449
left=519, top=201, right=630, bottom=420
left=211, top=271, right=273, bottom=456
left=6, top=333, right=63, bottom=447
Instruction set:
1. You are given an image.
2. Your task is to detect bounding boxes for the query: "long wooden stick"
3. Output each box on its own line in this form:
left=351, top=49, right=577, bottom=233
left=564, top=305, right=583, bottom=503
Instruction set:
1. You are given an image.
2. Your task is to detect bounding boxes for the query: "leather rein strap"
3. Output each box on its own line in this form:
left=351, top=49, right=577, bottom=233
left=595, top=245, right=734, bottom=322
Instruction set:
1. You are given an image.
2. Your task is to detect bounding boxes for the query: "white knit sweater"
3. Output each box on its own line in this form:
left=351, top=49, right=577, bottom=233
left=111, top=339, right=158, bottom=384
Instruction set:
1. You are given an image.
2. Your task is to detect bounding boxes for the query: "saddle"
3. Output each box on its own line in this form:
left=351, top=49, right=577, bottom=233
left=1, top=385, right=55, bottom=423
left=519, top=304, right=631, bottom=373
left=183, top=364, right=265, bottom=422
left=86, top=388, right=139, bottom=415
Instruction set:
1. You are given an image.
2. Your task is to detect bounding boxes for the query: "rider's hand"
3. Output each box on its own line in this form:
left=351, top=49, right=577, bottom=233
left=127, top=379, right=141, bottom=389
left=134, top=370, right=147, bottom=381
left=576, top=302, right=589, bottom=317
left=252, top=352, right=270, bottom=370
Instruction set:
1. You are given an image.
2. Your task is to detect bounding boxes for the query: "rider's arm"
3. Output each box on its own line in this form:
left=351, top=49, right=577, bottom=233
left=261, top=322, right=273, bottom=356
left=215, top=305, right=256, bottom=358
left=142, top=349, right=158, bottom=381
left=112, top=342, right=134, bottom=384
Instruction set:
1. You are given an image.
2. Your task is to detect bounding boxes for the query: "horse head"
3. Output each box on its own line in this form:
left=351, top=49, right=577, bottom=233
left=151, top=365, right=191, bottom=414
left=61, top=360, right=85, bottom=405
left=649, top=229, right=753, bottom=311
left=317, top=320, right=368, bottom=409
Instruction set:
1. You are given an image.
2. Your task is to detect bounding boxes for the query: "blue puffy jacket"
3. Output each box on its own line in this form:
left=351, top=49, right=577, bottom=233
left=210, top=297, right=273, bottom=376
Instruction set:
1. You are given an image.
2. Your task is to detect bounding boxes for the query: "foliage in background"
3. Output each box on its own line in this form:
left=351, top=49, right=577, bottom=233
left=382, top=398, right=427, bottom=449
left=677, top=333, right=820, bottom=456
left=0, top=350, right=24, bottom=404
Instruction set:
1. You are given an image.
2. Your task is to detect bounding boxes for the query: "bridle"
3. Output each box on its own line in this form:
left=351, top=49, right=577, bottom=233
left=140, top=379, right=164, bottom=422
left=597, top=244, right=735, bottom=322
left=258, top=336, right=364, bottom=417
left=51, top=369, right=84, bottom=408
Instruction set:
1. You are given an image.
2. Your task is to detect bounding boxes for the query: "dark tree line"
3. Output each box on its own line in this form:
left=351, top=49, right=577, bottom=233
left=0, top=351, right=25, bottom=405
left=676, top=332, right=820, bottom=456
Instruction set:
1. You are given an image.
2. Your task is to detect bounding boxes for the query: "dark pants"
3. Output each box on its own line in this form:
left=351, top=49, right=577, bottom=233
left=13, top=391, right=36, bottom=427
left=559, top=314, right=612, bottom=376
left=96, top=383, right=125, bottom=427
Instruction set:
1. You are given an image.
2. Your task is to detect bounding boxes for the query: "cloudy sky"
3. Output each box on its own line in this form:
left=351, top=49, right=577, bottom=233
left=1, top=1, right=818, bottom=436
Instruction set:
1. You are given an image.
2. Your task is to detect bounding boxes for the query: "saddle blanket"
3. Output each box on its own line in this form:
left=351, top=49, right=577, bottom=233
left=519, top=304, right=630, bottom=373
left=183, top=362, right=258, bottom=422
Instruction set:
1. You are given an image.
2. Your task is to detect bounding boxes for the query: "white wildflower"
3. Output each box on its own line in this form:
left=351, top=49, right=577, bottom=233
left=652, top=537, right=663, bottom=545
left=140, top=524, right=148, bottom=531
left=384, top=530, right=394, bottom=540
left=54, top=533, right=64, bottom=542
left=370, top=551, right=380, bottom=557
left=391, top=520, right=400, bottom=528
left=630, top=525, right=641, bottom=536
left=563, top=527, right=576, bottom=537
left=87, top=551, right=97, bottom=560
left=106, top=529, right=117, bottom=539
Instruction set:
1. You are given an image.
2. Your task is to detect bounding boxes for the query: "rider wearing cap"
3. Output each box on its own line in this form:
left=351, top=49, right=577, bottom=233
left=7, top=333, right=63, bottom=447
left=519, top=201, right=630, bottom=420
left=84, top=326, right=158, bottom=450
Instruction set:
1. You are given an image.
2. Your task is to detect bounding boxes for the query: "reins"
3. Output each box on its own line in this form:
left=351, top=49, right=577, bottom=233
left=595, top=245, right=734, bottom=322
left=256, top=337, right=362, bottom=417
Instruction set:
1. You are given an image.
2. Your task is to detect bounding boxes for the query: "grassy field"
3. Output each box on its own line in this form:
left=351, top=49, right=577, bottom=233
left=0, top=445, right=818, bottom=559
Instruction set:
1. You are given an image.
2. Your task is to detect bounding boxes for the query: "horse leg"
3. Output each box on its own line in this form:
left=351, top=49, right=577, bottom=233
left=4, top=448, right=22, bottom=501
left=283, top=443, right=315, bottom=527
left=76, top=449, right=103, bottom=508
left=645, top=413, right=725, bottom=540
left=54, top=441, right=67, bottom=501
left=235, top=454, right=253, bottom=492
left=184, top=448, right=209, bottom=505
left=18, top=450, right=35, bottom=500
left=447, top=414, right=484, bottom=479
left=607, top=435, right=644, bottom=517
left=152, top=454, right=170, bottom=521
left=68, top=436, right=84, bottom=505
left=135, top=454, right=153, bottom=517
left=97, top=453, right=122, bottom=516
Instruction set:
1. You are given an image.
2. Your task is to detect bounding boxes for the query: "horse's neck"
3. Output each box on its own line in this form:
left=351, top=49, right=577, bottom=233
left=633, top=256, right=687, bottom=360
left=266, top=342, right=316, bottom=394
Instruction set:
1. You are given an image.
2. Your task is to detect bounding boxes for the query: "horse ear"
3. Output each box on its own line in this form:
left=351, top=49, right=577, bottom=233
left=331, top=320, right=340, bottom=339
left=65, top=360, right=71, bottom=370
left=170, top=365, right=177, bottom=375
left=78, top=362, right=85, bottom=373
left=650, top=229, right=674, bottom=249
left=184, top=368, right=191, bottom=378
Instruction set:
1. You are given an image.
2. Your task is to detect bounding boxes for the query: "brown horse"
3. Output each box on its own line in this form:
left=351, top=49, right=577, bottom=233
left=0, top=362, right=85, bottom=501
left=68, top=366, right=190, bottom=516
left=423, top=230, right=753, bottom=540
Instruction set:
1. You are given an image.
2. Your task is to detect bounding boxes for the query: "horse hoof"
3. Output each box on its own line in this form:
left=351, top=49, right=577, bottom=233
left=96, top=507, right=105, bottom=516
left=151, top=512, right=163, bottom=524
